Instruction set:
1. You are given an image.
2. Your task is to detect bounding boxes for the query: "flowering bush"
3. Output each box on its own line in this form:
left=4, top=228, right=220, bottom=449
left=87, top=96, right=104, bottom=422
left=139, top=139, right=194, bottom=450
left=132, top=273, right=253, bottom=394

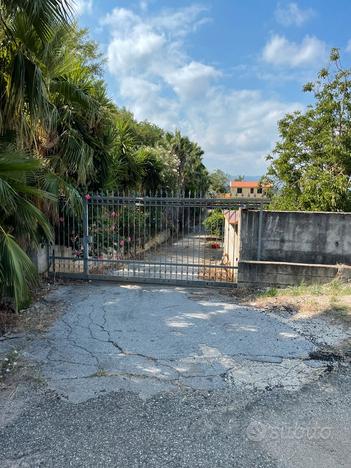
left=0, top=349, right=18, bottom=380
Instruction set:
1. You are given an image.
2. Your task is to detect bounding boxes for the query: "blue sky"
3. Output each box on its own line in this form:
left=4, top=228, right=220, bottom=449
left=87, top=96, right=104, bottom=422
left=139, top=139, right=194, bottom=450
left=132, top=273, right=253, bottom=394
left=75, top=0, right=351, bottom=175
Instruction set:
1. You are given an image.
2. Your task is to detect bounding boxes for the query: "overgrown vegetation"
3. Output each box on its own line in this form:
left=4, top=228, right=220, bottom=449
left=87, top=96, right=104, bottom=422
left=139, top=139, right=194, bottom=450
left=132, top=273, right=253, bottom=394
left=208, top=169, right=230, bottom=195
left=0, top=0, right=211, bottom=310
left=203, top=210, right=224, bottom=237
left=265, top=49, right=351, bottom=212
left=260, top=280, right=351, bottom=298
left=255, top=280, right=351, bottom=324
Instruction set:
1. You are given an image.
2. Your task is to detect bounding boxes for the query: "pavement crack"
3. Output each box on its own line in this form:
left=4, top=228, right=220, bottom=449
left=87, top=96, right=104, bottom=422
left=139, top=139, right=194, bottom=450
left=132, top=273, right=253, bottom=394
left=60, top=314, right=101, bottom=367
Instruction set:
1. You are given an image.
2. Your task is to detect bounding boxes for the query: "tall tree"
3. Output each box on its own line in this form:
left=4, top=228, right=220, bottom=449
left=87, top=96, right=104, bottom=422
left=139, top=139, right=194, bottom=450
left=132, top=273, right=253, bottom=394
left=266, top=49, right=351, bottom=212
left=159, top=130, right=209, bottom=194
left=209, top=169, right=230, bottom=195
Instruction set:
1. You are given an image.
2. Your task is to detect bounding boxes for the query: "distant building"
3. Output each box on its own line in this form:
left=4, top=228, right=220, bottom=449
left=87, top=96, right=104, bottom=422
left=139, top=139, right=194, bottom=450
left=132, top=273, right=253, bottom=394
left=230, top=180, right=270, bottom=198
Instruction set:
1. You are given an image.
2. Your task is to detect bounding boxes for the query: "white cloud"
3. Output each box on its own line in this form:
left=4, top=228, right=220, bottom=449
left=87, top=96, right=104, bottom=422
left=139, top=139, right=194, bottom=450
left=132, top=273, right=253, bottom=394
left=262, top=34, right=326, bottom=67
left=101, top=5, right=302, bottom=174
left=74, top=0, right=93, bottom=16
left=165, top=62, right=221, bottom=99
left=275, top=2, right=315, bottom=26
left=103, top=5, right=215, bottom=94
left=107, top=28, right=166, bottom=74
left=182, top=89, right=301, bottom=173
left=119, top=77, right=180, bottom=129
left=346, top=40, right=351, bottom=53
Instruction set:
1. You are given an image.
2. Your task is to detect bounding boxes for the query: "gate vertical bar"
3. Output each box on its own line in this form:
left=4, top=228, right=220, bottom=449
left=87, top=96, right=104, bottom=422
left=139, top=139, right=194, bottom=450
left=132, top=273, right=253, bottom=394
left=257, top=202, right=263, bottom=261
left=83, top=195, right=89, bottom=276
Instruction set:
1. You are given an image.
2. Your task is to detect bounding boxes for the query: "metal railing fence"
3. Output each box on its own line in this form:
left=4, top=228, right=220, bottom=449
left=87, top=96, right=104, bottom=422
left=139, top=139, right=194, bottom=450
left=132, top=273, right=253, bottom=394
left=49, top=193, right=269, bottom=287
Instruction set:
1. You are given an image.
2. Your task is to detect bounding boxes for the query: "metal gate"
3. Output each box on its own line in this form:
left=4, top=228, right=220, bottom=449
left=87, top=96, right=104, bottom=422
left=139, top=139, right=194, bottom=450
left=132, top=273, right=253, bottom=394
left=49, top=193, right=267, bottom=287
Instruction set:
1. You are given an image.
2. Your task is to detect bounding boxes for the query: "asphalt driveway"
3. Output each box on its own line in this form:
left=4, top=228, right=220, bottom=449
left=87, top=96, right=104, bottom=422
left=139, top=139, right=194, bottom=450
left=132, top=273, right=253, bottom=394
left=0, top=283, right=350, bottom=467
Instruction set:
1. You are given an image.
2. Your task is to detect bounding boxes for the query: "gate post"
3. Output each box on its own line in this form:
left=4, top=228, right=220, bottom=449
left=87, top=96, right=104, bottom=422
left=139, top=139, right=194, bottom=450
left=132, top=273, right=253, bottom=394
left=83, top=196, right=89, bottom=276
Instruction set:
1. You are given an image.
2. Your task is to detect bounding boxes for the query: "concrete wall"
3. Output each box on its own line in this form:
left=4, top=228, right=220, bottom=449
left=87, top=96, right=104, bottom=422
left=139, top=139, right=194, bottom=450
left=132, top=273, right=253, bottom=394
left=30, top=245, right=49, bottom=275
left=223, top=217, right=240, bottom=267
left=238, top=261, right=351, bottom=288
left=240, top=210, right=351, bottom=265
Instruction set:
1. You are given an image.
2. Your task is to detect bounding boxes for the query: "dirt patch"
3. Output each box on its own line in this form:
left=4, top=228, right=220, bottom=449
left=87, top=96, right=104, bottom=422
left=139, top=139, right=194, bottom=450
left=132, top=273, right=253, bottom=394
left=0, top=282, right=65, bottom=391
left=225, top=281, right=351, bottom=328
left=251, top=294, right=351, bottom=324
left=0, top=282, right=62, bottom=337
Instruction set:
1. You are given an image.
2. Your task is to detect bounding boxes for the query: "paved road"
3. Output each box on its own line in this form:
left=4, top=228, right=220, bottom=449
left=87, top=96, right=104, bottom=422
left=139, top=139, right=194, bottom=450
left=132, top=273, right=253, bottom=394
left=0, top=283, right=350, bottom=467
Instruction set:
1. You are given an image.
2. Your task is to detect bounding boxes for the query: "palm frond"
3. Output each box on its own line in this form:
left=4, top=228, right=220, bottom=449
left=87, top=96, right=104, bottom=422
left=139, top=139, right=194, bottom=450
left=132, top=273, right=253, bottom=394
left=0, top=227, right=38, bottom=310
left=2, top=0, right=72, bottom=43
left=39, top=171, right=82, bottom=215
left=51, top=75, right=99, bottom=114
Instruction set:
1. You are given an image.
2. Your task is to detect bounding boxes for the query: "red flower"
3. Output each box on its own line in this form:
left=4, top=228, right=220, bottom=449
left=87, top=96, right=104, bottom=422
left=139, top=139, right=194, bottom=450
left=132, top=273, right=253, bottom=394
left=85, top=194, right=91, bottom=201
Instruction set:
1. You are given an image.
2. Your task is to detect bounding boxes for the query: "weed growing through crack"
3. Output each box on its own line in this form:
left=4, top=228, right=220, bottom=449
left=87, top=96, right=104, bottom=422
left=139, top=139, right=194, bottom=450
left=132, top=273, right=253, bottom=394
left=92, top=369, right=109, bottom=377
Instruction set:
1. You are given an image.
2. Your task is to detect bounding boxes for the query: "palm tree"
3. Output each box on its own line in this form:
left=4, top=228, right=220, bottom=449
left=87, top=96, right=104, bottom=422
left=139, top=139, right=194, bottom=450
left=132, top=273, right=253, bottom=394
left=0, top=0, right=71, bottom=308
left=108, top=119, right=143, bottom=192
left=159, top=131, right=209, bottom=195
left=36, top=25, right=114, bottom=190
left=135, top=147, right=164, bottom=194
left=0, top=148, right=53, bottom=309
left=0, top=0, right=72, bottom=144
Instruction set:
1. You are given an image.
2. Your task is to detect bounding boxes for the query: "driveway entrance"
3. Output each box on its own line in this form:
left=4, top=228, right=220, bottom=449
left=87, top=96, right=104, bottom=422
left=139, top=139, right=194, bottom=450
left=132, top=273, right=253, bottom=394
left=26, top=283, right=343, bottom=401
left=50, top=194, right=267, bottom=286
left=1, top=282, right=350, bottom=467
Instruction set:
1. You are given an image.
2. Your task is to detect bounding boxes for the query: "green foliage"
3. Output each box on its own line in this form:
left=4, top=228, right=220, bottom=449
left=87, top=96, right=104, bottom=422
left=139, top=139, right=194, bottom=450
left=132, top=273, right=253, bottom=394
left=89, top=207, right=150, bottom=257
left=158, top=130, right=209, bottom=194
left=259, top=288, right=278, bottom=298
left=0, top=150, right=53, bottom=309
left=209, top=169, right=230, bottom=195
left=266, top=49, right=351, bottom=212
left=259, top=279, right=351, bottom=298
left=203, top=209, right=224, bottom=237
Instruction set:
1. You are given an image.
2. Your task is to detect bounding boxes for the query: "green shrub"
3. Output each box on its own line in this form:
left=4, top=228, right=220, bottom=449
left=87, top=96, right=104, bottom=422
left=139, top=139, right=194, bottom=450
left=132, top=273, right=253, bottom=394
left=203, top=209, right=224, bottom=237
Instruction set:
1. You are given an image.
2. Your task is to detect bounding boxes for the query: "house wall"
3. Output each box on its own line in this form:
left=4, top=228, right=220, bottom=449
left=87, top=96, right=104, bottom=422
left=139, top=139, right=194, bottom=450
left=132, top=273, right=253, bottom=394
left=230, top=187, right=267, bottom=198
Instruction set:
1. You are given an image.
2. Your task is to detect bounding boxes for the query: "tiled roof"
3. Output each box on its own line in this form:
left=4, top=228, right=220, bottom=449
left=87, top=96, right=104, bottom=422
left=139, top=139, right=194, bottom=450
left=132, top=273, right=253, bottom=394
left=230, top=180, right=262, bottom=188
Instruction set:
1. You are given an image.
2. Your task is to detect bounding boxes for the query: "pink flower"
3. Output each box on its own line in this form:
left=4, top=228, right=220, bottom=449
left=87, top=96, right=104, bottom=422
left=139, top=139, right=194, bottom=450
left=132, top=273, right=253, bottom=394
left=127, top=237, right=131, bottom=242
left=111, top=211, right=116, bottom=217
left=59, top=217, right=64, bottom=223
left=119, top=239, right=125, bottom=247
left=85, top=194, right=91, bottom=201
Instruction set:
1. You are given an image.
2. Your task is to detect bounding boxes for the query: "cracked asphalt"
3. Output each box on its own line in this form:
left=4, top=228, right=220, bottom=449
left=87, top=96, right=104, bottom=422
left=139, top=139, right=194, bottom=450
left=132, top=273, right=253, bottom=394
left=0, top=283, right=351, bottom=467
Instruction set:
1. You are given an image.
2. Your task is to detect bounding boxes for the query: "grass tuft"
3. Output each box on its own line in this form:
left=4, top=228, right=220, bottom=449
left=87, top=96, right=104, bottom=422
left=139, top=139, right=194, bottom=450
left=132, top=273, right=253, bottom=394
left=259, top=288, right=278, bottom=298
